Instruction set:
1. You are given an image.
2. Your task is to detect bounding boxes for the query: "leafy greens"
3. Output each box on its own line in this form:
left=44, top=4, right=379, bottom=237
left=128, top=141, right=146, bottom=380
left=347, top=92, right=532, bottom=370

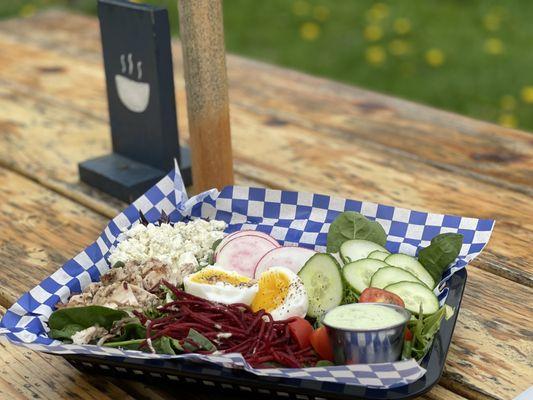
left=48, top=306, right=128, bottom=340
left=402, top=305, right=454, bottom=361
left=326, top=211, right=387, bottom=253
left=418, top=233, right=463, bottom=283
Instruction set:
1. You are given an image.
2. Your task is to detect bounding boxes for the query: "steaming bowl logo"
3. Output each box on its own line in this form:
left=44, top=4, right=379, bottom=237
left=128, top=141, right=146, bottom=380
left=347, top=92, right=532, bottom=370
left=115, top=53, right=150, bottom=113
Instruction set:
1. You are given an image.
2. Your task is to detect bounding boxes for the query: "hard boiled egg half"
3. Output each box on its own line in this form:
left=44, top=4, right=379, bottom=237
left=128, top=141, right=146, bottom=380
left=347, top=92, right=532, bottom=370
left=251, top=266, right=308, bottom=320
left=183, top=266, right=258, bottom=305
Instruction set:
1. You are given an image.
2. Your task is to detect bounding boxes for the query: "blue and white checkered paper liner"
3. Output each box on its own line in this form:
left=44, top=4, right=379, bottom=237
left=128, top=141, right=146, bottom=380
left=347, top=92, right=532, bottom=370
left=0, top=166, right=494, bottom=389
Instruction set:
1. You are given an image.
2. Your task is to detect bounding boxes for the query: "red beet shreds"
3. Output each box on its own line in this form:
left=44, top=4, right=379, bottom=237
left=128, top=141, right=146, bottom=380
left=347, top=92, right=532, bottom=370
left=139, top=280, right=318, bottom=368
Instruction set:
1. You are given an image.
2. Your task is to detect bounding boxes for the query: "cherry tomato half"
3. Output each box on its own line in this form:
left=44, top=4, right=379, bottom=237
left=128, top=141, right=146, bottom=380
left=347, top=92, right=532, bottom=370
left=404, top=328, right=413, bottom=341
left=288, top=317, right=314, bottom=349
left=310, top=326, right=334, bottom=362
left=359, top=287, right=405, bottom=308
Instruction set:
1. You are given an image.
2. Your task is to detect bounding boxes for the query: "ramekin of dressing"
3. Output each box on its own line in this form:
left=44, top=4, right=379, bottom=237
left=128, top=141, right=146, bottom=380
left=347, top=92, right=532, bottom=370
left=323, top=303, right=411, bottom=364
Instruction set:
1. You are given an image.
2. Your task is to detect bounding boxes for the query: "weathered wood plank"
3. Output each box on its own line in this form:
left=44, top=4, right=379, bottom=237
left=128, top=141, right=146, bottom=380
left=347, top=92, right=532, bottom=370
left=0, top=11, right=531, bottom=194
left=0, top=308, right=135, bottom=400
left=0, top=79, right=530, bottom=287
left=0, top=168, right=529, bottom=400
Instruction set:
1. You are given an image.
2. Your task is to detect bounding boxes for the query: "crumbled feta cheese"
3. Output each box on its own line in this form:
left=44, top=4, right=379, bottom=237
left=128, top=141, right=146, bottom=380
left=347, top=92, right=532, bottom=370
left=109, top=219, right=226, bottom=275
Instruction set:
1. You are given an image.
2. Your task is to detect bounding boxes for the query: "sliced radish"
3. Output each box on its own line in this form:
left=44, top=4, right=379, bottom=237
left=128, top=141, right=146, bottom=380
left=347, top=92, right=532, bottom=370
left=215, top=230, right=279, bottom=257
left=215, top=235, right=278, bottom=278
left=254, top=246, right=316, bottom=278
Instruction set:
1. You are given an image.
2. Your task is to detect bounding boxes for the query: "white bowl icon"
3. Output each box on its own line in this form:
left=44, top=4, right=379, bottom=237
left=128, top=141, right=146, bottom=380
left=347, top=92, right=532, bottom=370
left=115, top=74, right=150, bottom=113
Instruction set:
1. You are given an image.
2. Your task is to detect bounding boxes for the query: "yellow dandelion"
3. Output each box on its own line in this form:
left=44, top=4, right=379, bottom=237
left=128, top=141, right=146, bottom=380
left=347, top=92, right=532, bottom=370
left=365, top=46, right=387, bottom=66
left=483, top=14, right=501, bottom=31
left=366, top=3, right=389, bottom=22
left=19, top=4, right=36, bottom=18
left=292, top=0, right=310, bottom=17
left=313, top=5, right=330, bottom=22
left=425, top=48, right=445, bottom=67
left=389, top=39, right=411, bottom=56
left=520, top=86, right=533, bottom=103
left=364, top=25, right=384, bottom=42
left=500, top=95, right=516, bottom=110
left=484, top=38, right=504, bottom=55
left=300, top=22, right=321, bottom=41
left=393, top=18, right=411, bottom=35
left=498, top=114, right=517, bottom=128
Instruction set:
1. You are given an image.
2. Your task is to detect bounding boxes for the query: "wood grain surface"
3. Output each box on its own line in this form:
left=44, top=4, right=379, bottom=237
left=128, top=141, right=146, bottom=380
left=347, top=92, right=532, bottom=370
left=0, top=14, right=533, bottom=286
left=0, top=11, right=531, bottom=195
left=0, top=37, right=530, bottom=287
left=0, top=10, right=531, bottom=400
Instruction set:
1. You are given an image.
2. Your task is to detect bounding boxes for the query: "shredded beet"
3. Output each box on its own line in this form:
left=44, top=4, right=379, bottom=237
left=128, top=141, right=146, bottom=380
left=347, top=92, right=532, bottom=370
left=138, top=280, right=318, bottom=368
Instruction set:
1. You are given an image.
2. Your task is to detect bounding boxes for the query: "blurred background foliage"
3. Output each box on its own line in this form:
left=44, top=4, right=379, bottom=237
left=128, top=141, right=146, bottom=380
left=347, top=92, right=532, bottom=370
left=3, top=0, right=533, bottom=132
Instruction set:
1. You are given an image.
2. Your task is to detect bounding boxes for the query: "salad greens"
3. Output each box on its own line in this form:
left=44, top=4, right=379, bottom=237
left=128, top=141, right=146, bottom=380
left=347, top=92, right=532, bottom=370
left=402, top=305, right=454, bottom=361
left=207, top=238, right=223, bottom=265
left=327, top=211, right=387, bottom=253
left=49, top=306, right=128, bottom=340
left=418, top=233, right=463, bottom=284
left=49, top=304, right=217, bottom=355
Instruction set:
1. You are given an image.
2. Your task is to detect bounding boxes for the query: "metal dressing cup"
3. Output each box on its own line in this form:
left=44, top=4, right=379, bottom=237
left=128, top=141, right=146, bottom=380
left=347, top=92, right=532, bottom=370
left=323, top=303, right=411, bottom=365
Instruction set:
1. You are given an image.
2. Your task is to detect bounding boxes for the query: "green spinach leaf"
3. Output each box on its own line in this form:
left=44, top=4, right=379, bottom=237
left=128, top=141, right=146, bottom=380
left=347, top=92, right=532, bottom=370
left=48, top=306, right=128, bottom=340
left=170, top=338, right=184, bottom=352
left=185, top=328, right=216, bottom=352
left=327, top=211, right=387, bottom=253
left=211, top=238, right=223, bottom=252
left=418, top=233, right=463, bottom=283
left=207, top=238, right=223, bottom=265
left=49, top=324, right=86, bottom=340
left=103, top=339, right=144, bottom=350
left=112, top=261, right=125, bottom=269
left=107, top=318, right=146, bottom=342
left=153, top=336, right=176, bottom=355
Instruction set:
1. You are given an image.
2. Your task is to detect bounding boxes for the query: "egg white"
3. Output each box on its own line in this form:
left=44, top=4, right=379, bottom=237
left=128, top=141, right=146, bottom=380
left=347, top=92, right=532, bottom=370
left=183, top=265, right=258, bottom=305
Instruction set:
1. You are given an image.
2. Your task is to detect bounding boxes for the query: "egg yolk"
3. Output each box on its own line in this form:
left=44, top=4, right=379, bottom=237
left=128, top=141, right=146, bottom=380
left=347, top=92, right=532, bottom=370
left=190, top=269, right=250, bottom=286
left=251, top=270, right=290, bottom=313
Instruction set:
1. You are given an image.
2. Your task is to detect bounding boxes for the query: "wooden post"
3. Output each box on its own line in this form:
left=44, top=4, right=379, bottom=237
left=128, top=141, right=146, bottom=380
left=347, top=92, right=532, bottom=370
left=178, top=0, right=234, bottom=192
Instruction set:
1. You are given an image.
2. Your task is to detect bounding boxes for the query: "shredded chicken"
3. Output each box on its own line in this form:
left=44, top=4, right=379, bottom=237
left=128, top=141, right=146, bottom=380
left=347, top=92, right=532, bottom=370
left=61, top=258, right=176, bottom=310
left=71, top=326, right=108, bottom=345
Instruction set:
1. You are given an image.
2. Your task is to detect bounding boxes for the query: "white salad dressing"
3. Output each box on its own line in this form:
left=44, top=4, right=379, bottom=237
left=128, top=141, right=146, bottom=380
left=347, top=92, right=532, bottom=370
left=324, top=303, right=408, bottom=330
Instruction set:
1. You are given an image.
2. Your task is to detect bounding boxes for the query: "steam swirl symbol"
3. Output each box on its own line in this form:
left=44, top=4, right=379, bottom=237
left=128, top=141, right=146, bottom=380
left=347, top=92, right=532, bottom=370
left=115, top=53, right=150, bottom=113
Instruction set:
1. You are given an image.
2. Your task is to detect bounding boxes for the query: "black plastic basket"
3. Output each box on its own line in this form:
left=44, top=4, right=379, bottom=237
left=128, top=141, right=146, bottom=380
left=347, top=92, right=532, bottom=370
left=58, top=269, right=466, bottom=400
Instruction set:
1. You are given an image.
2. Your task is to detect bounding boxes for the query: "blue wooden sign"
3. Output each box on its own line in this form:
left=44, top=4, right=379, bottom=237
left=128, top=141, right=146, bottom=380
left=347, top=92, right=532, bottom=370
left=79, top=0, right=192, bottom=202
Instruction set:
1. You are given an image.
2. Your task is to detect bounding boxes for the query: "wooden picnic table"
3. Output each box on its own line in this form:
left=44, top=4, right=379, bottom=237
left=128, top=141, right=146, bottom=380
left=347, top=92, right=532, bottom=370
left=0, top=10, right=531, bottom=400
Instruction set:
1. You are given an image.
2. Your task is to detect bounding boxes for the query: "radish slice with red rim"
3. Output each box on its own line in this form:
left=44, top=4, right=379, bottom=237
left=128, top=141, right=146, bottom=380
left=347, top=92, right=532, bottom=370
left=254, top=246, right=316, bottom=278
left=215, top=235, right=279, bottom=278
left=215, top=230, right=279, bottom=256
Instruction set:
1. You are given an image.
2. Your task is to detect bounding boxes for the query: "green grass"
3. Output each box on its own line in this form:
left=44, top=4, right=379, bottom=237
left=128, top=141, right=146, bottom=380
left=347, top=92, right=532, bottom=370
left=4, top=0, right=533, bottom=132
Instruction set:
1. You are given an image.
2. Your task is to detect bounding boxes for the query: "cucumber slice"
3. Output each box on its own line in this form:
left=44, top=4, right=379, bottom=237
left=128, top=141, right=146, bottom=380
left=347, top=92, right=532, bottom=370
left=342, top=259, right=389, bottom=294
left=384, top=281, right=439, bottom=315
left=384, top=254, right=435, bottom=289
left=370, top=266, right=423, bottom=289
left=340, top=240, right=388, bottom=264
left=298, top=254, right=343, bottom=318
left=367, top=250, right=390, bottom=261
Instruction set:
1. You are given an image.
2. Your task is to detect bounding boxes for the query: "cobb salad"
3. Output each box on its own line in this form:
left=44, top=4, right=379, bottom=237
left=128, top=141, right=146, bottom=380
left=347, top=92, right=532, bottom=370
left=48, top=210, right=459, bottom=368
